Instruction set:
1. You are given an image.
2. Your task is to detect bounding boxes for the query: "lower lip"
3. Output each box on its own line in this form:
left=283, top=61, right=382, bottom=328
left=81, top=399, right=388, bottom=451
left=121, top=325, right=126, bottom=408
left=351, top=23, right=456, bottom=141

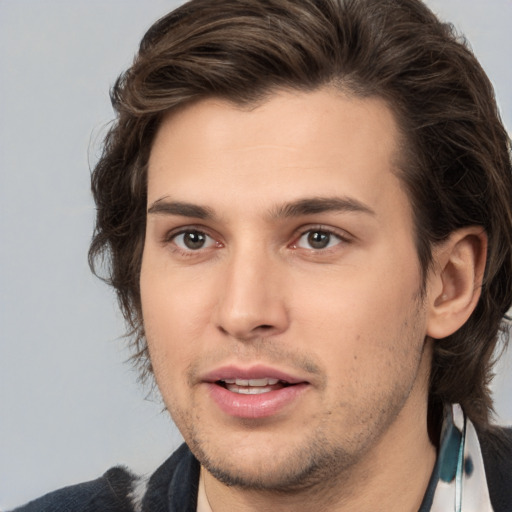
left=205, top=383, right=309, bottom=419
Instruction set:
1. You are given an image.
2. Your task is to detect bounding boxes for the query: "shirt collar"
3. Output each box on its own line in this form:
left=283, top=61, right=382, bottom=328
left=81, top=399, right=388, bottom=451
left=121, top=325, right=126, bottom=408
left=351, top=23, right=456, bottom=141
left=420, top=403, right=493, bottom=512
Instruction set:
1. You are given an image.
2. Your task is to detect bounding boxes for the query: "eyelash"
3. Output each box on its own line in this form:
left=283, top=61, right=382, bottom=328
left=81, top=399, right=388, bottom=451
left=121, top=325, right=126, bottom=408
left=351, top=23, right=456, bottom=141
left=163, top=227, right=222, bottom=257
left=163, top=224, right=352, bottom=256
left=290, top=225, right=352, bottom=252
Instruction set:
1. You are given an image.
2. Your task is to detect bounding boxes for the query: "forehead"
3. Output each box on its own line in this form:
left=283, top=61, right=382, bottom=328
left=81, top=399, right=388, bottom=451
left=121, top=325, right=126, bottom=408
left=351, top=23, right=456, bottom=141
left=147, top=88, right=407, bottom=218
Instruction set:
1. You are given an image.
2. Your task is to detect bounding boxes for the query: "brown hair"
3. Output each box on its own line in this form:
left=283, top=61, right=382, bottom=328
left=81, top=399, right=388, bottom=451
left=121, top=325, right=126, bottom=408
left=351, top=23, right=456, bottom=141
left=89, top=0, right=512, bottom=431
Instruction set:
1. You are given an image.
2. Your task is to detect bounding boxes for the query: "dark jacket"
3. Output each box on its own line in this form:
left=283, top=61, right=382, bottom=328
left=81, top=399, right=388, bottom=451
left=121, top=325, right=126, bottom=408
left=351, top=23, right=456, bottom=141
left=11, top=428, right=512, bottom=512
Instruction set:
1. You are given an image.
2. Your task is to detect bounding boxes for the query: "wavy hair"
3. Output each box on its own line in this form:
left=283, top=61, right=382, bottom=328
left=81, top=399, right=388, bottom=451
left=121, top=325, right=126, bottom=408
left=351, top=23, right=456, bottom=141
left=89, top=0, right=512, bottom=432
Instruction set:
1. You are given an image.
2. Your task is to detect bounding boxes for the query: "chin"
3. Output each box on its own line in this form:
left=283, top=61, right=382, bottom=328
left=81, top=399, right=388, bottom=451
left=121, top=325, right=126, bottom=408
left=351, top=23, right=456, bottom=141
left=190, top=429, right=357, bottom=493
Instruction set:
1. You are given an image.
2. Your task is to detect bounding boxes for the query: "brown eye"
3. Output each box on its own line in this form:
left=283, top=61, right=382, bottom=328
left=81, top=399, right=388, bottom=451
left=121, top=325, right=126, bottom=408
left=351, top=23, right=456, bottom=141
left=307, top=231, right=330, bottom=249
left=296, top=230, right=341, bottom=250
left=173, top=230, right=215, bottom=250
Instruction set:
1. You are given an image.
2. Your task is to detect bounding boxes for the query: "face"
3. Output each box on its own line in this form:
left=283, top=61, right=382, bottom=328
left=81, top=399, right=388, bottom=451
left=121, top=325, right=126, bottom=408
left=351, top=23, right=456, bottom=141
left=141, top=88, right=433, bottom=492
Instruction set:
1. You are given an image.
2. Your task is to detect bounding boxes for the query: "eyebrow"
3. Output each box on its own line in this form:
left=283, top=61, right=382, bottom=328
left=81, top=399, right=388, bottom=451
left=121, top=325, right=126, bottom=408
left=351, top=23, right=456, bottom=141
left=147, top=199, right=215, bottom=219
left=147, top=196, right=375, bottom=220
left=269, top=196, right=376, bottom=218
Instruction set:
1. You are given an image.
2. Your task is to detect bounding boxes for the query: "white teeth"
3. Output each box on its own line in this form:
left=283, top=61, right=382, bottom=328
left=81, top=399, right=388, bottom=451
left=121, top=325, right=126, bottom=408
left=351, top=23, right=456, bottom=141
left=222, top=378, right=280, bottom=386
left=220, top=377, right=282, bottom=394
left=225, top=384, right=274, bottom=394
left=247, top=378, right=279, bottom=386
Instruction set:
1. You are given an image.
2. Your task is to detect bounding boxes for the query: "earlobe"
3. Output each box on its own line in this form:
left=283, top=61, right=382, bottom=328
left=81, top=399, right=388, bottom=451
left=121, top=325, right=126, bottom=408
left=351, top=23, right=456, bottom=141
left=426, top=227, right=487, bottom=339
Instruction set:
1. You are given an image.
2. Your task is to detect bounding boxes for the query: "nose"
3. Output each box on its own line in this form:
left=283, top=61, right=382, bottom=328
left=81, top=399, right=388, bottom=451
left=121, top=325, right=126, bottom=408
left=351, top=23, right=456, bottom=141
left=214, top=248, right=289, bottom=341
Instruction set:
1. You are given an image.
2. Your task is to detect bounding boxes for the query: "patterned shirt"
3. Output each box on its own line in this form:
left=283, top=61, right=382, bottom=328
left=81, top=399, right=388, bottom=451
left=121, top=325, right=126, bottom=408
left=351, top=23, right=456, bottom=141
left=419, top=404, right=494, bottom=511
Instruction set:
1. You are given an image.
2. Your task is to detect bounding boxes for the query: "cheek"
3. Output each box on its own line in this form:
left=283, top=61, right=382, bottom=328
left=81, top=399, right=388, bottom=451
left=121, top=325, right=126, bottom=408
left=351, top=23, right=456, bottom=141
left=293, top=258, right=423, bottom=369
left=140, top=264, right=214, bottom=384
left=141, top=249, right=216, bottom=328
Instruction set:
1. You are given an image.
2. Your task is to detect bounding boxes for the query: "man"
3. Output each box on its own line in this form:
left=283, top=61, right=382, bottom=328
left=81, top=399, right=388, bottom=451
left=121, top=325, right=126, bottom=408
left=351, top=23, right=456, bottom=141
left=13, top=0, right=512, bottom=510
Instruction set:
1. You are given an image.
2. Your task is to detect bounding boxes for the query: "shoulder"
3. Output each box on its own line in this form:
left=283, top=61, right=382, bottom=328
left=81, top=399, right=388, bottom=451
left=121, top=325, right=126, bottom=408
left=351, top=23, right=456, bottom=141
left=10, top=466, right=137, bottom=512
left=478, top=425, right=512, bottom=512
left=10, top=444, right=198, bottom=512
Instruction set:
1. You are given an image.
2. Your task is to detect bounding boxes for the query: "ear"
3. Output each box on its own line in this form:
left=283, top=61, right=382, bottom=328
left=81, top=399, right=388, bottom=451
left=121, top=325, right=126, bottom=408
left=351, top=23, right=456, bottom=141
left=426, top=226, right=487, bottom=340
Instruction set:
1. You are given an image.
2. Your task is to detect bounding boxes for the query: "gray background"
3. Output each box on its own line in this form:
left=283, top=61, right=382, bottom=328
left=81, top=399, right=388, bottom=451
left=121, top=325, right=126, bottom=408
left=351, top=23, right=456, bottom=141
left=0, top=1, right=510, bottom=509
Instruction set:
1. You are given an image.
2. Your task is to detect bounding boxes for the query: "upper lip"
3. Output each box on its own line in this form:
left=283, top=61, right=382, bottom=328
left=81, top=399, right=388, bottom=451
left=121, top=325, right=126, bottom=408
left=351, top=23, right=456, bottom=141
left=201, top=364, right=308, bottom=385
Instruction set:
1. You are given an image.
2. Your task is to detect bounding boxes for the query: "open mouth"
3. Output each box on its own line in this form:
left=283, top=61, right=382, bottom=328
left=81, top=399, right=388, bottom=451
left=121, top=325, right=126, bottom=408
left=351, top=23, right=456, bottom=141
left=216, top=377, right=293, bottom=395
left=206, top=370, right=309, bottom=418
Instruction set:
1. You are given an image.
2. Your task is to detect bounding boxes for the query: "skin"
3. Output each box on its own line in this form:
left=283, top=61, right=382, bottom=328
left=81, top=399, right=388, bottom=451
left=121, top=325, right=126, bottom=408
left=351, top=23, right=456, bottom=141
left=141, top=88, right=461, bottom=511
